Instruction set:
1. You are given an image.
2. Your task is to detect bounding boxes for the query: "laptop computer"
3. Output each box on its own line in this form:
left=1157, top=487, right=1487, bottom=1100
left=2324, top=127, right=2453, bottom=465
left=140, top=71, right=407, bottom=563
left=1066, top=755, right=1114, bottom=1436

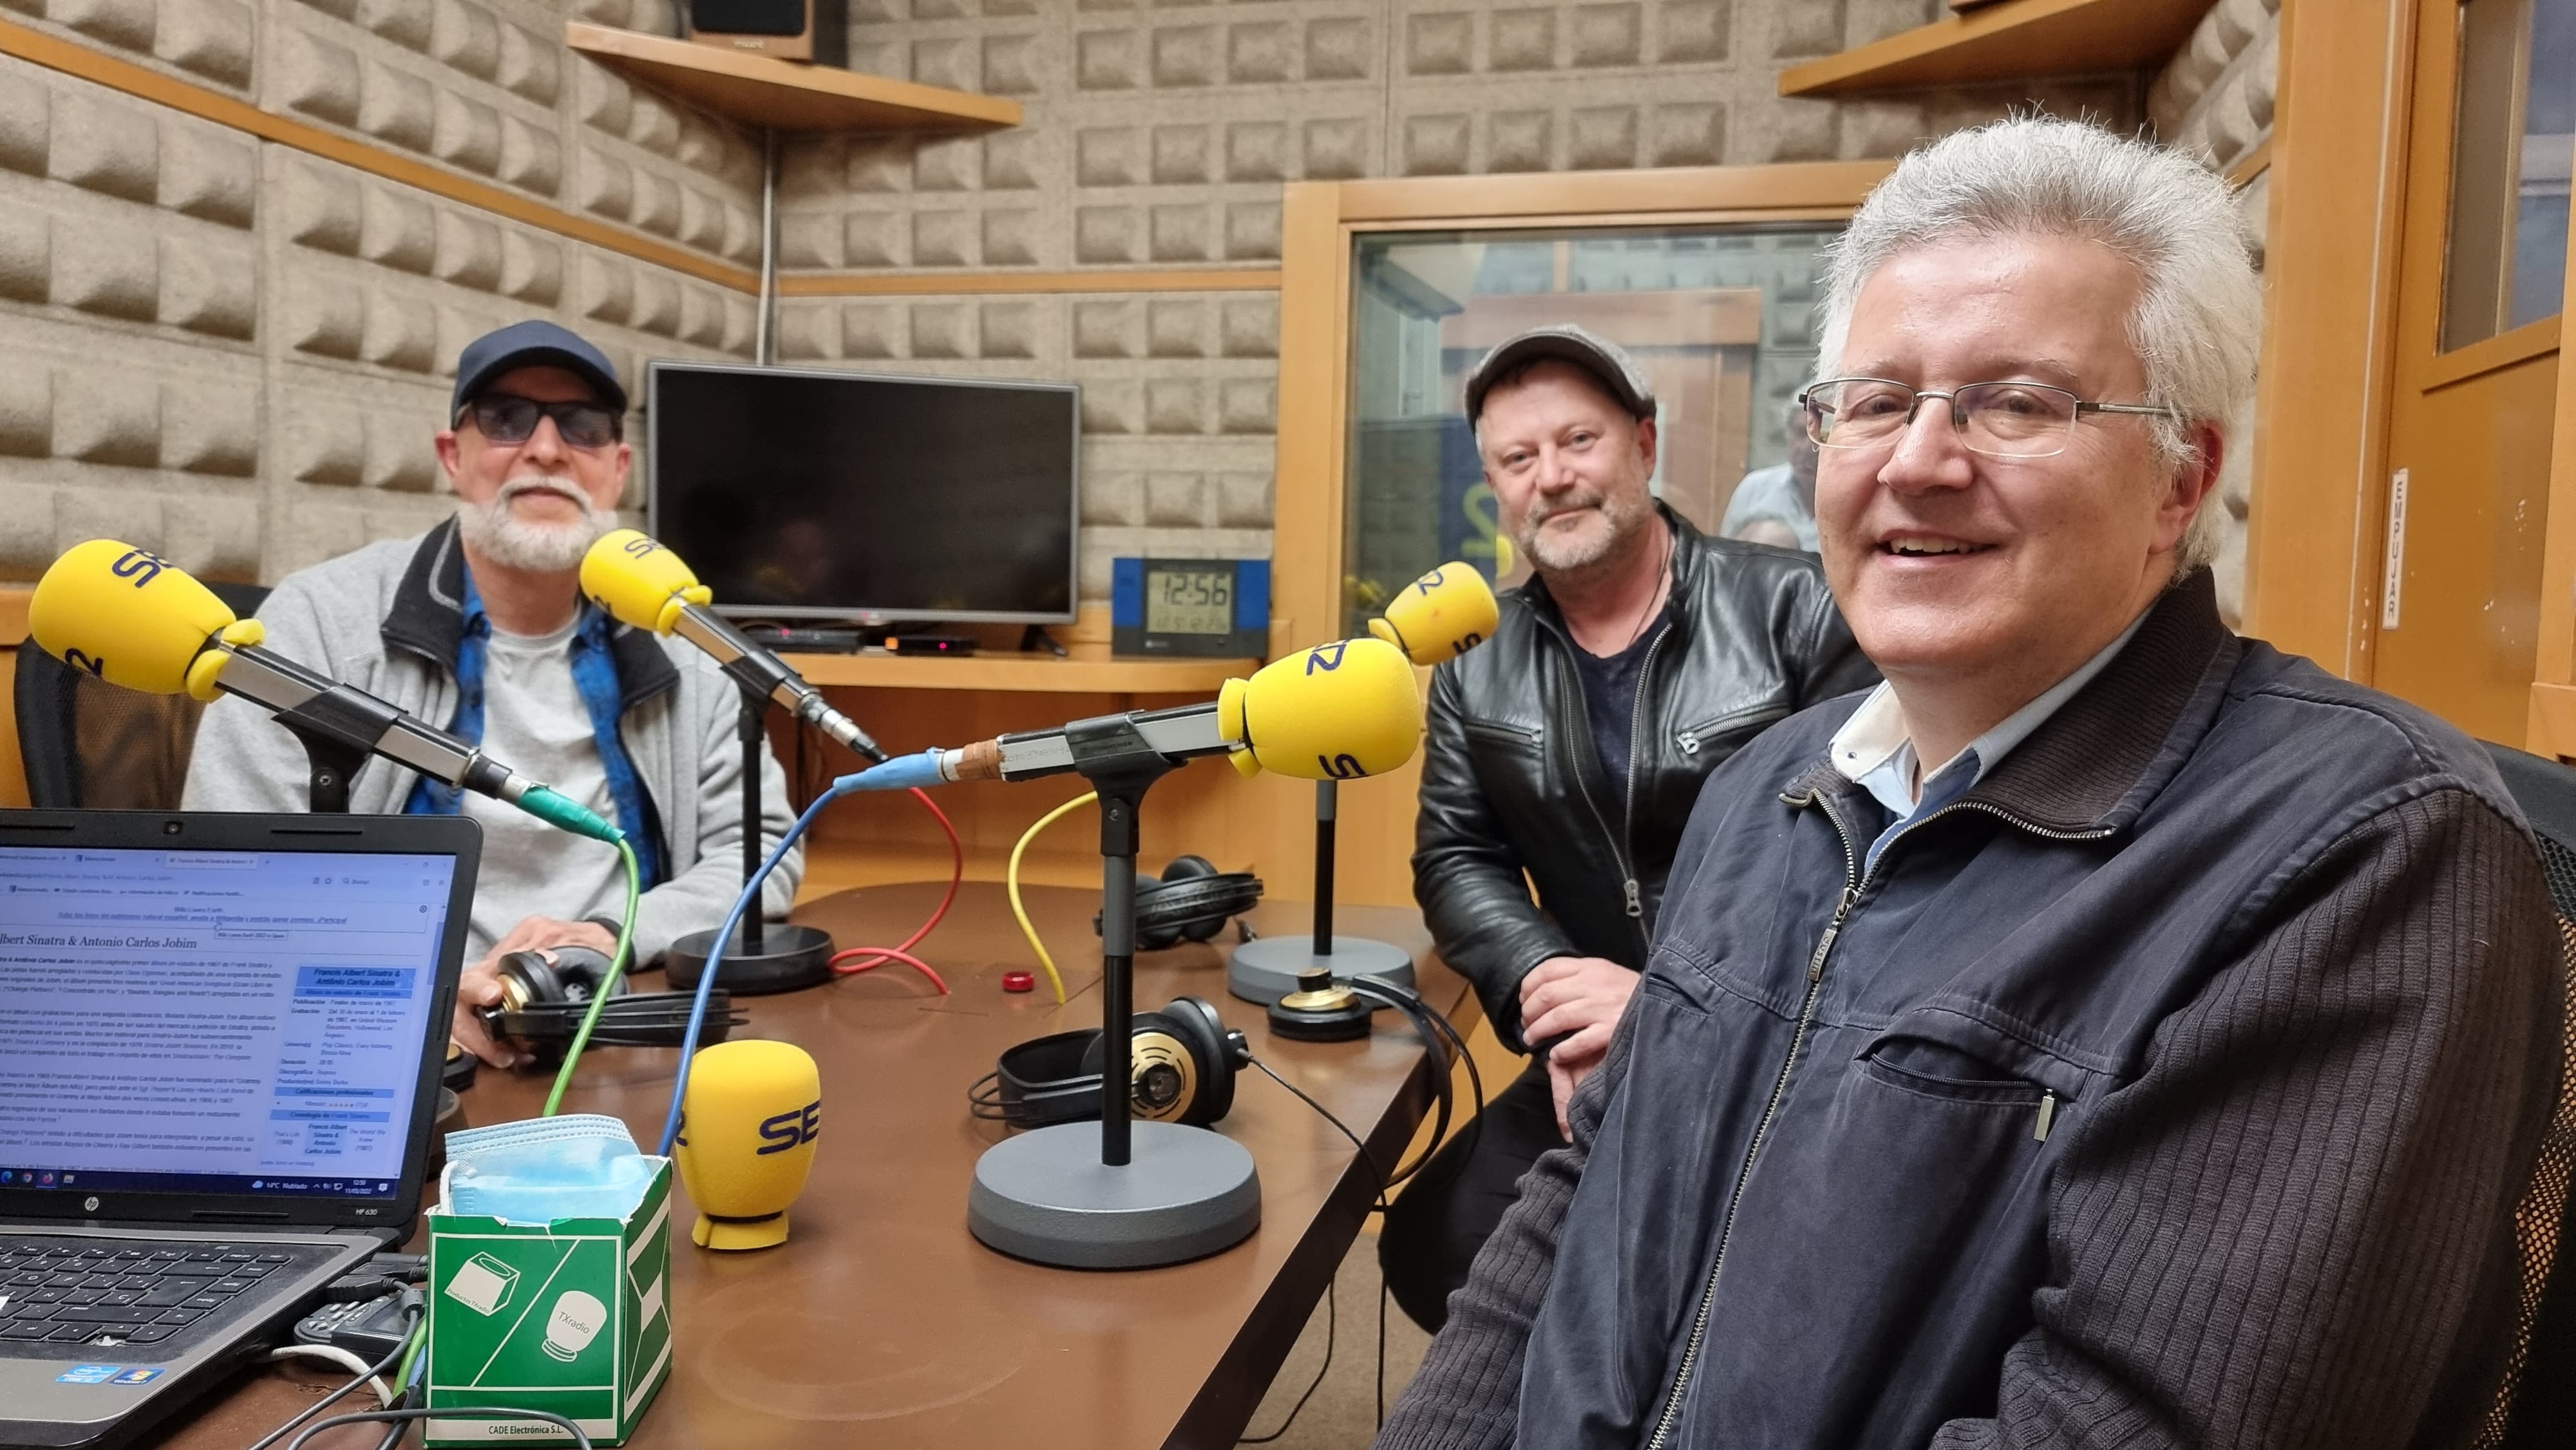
left=0, top=809, right=478, bottom=1450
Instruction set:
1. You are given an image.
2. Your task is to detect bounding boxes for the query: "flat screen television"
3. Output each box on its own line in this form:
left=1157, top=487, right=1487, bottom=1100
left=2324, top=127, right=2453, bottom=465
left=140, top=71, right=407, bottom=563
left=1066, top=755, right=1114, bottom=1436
left=646, top=362, right=1080, bottom=625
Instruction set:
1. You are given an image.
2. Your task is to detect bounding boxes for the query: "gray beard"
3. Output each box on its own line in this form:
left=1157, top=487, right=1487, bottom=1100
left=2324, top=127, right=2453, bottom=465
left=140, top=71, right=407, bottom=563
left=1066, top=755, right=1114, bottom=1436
left=456, top=478, right=609, bottom=574
left=1513, top=487, right=1654, bottom=578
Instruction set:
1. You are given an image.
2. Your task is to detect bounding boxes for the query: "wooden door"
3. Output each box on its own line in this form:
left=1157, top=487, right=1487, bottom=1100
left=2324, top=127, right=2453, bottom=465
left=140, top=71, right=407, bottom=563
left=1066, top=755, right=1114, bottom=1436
left=2374, top=0, right=2570, bottom=742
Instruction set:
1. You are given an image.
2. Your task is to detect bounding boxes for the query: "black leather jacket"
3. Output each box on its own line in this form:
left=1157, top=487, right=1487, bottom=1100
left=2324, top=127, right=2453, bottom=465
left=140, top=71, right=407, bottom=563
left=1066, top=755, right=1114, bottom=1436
left=1412, top=506, right=1876, bottom=1050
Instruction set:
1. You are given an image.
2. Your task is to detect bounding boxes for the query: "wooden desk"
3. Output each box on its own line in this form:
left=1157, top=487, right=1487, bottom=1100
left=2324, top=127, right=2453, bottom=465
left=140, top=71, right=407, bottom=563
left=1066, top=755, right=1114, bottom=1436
left=157, top=882, right=1461, bottom=1450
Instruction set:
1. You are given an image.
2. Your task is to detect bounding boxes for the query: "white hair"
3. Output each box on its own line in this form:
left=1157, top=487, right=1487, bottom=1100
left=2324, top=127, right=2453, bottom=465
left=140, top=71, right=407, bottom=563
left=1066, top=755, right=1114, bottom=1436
left=1815, top=117, right=2261, bottom=573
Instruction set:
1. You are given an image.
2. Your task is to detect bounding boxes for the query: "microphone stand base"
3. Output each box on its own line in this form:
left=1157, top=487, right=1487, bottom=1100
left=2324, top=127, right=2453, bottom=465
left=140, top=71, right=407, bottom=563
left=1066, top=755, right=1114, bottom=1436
left=968, top=1121, right=1260, bottom=1270
left=1227, top=934, right=1414, bottom=1005
left=665, top=923, right=835, bottom=996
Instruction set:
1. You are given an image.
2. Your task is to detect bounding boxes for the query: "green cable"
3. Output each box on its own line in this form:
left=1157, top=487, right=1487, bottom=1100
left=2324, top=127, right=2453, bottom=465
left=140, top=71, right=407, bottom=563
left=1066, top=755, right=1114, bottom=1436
left=391, top=1319, right=425, bottom=1400
left=541, top=837, right=642, bottom=1118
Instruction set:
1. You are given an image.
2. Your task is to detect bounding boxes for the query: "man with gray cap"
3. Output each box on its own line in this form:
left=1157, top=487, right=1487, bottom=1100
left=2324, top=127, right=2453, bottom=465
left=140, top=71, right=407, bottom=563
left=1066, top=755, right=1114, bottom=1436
left=1383, top=325, right=1875, bottom=1330
left=184, top=321, right=799, bottom=1070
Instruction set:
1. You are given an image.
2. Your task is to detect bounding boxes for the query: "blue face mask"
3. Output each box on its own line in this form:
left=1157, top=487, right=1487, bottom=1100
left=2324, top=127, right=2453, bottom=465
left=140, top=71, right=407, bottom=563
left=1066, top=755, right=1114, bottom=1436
left=444, top=1113, right=656, bottom=1225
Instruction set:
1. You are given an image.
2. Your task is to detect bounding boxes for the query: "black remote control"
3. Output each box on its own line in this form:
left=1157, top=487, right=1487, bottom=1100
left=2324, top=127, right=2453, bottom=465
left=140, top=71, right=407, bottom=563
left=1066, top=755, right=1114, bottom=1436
left=293, top=1291, right=415, bottom=1359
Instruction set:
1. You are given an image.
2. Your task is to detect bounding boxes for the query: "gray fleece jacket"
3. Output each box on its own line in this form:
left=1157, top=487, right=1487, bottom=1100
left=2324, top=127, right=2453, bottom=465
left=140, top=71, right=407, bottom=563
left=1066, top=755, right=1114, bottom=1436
left=182, top=519, right=800, bottom=965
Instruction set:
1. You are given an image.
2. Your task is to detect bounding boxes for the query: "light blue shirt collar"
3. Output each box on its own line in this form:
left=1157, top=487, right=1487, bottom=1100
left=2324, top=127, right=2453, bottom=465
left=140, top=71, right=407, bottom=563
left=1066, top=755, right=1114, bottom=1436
left=1829, top=610, right=2151, bottom=871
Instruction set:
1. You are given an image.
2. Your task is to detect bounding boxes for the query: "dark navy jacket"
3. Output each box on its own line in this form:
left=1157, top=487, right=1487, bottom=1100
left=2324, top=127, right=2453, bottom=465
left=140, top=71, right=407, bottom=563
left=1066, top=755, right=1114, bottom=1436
left=1381, top=572, right=2561, bottom=1449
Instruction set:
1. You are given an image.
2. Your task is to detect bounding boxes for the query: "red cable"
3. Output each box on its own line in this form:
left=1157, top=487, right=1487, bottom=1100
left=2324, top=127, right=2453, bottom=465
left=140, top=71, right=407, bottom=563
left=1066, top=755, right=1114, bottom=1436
left=832, top=946, right=950, bottom=995
left=828, top=786, right=960, bottom=993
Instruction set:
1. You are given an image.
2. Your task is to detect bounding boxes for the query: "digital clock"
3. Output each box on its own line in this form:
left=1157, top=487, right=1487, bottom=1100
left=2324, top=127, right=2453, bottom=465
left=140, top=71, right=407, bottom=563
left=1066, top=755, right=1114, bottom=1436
left=1110, top=558, right=1269, bottom=658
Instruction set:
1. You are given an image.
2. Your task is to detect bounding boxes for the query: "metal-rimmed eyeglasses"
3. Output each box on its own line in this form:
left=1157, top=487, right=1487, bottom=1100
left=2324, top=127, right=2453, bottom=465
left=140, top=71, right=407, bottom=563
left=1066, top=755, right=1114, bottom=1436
left=1798, top=377, right=2176, bottom=460
left=459, top=393, right=623, bottom=450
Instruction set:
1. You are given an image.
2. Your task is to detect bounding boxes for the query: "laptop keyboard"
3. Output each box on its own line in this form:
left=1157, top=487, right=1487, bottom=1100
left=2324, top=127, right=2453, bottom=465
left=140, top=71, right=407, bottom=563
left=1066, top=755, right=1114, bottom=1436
left=0, top=1236, right=325, bottom=1353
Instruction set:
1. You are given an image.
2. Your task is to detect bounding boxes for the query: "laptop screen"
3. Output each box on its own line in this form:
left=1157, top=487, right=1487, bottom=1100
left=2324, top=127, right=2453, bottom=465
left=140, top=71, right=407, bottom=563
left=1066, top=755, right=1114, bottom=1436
left=0, top=845, right=458, bottom=1201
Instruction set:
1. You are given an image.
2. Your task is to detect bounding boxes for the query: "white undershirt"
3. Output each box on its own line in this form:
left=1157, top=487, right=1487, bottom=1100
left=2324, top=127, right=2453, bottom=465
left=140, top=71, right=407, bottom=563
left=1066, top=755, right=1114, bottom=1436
left=458, top=617, right=624, bottom=961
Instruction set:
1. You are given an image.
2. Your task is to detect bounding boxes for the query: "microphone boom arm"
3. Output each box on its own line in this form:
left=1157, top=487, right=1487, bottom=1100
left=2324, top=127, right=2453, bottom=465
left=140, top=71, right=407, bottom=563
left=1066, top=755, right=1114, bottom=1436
left=217, top=645, right=557, bottom=814
left=943, top=702, right=1229, bottom=784
left=670, top=606, right=886, bottom=760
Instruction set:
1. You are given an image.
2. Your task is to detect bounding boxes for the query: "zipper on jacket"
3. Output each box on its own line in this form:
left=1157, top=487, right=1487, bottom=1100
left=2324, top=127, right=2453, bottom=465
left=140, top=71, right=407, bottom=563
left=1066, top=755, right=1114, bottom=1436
left=1645, top=789, right=1861, bottom=1450
left=1616, top=624, right=1673, bottom=919
left=1645, top=785, right=2113, bottom=1448
left=1538, top=615, right=1658, bottom=946
left=1676, top=701, right=1792, bottom=758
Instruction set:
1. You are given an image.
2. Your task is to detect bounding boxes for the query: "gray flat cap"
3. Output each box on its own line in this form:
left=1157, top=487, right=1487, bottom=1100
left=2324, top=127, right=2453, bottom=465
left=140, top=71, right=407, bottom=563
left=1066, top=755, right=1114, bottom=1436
left=1462, top=323, right=1657, bottom=424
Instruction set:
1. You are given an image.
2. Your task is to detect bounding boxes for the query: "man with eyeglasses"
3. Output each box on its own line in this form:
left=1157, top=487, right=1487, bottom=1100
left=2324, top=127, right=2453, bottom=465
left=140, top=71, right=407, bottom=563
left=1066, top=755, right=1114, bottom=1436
left=1379, top=117, right=2561, bottom=1450
left=185, top=321, right=799, bottom=1069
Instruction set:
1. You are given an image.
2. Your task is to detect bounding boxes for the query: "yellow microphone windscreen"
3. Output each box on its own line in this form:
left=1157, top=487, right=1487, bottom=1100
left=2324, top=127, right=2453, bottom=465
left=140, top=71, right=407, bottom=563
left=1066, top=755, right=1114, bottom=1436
left=582, top=530, right=711, bottom=637
left=1218, top=636, right=1421, bottom=780
left=672, top=1039, right=819, bottom=1252
left=1367, top=561, right=1498, bottom=666
left=31, top=541, right=239, bottom=700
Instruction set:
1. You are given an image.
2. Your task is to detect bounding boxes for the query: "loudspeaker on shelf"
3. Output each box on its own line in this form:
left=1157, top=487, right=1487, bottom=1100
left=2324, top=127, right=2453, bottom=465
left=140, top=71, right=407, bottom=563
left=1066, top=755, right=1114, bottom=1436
left=685, top=0, right=847, bottom=66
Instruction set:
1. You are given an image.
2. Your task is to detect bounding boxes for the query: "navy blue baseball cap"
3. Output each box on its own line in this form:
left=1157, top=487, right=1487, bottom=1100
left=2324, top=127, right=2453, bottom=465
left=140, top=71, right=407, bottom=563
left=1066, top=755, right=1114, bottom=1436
left=450, top=320, right=626, bottom=419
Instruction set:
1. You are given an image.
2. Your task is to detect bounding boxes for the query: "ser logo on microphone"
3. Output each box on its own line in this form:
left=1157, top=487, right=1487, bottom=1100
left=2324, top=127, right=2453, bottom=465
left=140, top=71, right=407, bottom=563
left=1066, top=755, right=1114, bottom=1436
left=755, top=1098, right=820, bottom=1156
left=111, top=549, right=170, bottom=588
left=621, top=536, right=663, bottom=561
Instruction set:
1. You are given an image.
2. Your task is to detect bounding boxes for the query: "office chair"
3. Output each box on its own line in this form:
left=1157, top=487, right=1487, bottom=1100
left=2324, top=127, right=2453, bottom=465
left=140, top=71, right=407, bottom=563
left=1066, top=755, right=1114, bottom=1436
left=14, top=579, right=268, bottom=811
left=2477, top=742, right=2576, bottom=1448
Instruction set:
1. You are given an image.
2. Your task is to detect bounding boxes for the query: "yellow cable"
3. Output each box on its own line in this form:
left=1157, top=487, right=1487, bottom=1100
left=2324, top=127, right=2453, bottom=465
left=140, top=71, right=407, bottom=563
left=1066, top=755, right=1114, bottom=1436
left=1007, top=791, right=1094, bottom=1005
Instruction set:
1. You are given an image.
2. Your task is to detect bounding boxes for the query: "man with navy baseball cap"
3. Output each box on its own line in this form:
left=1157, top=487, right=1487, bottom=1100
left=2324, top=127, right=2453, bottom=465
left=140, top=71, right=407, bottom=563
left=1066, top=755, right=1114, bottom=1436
left=185, top=321, right=800, bottom=1068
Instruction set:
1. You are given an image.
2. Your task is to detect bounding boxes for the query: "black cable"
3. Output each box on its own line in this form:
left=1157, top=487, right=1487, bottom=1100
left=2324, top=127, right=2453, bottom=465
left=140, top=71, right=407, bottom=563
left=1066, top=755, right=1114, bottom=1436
left=1370, top=989, right=1454, bottom=1187
left=245, top=1307, right=422, bottom=1450
left=1245, top=1056, right=1389, bottom=1210
left=282, top=1408, right=592, bottom=1450
left=1249, top=983, right=1492, bottom=1435
left=1416, top=993, right=1486, bottom=1162
left=1347, top=980, right=1486, bottom=1183
left=1248, top=1046, right=1405, bottom=1436
left=368, top=1391, right=410, bottom=1450
left=967, top=1068, right=1010, bottom=1121
left=1236, top=1270, right=1334, bottom=1444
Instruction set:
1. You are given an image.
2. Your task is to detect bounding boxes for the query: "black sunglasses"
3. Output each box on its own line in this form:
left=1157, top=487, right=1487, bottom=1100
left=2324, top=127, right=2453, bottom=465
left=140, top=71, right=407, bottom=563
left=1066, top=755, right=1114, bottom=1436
left=460, top=393, right=622, bottom=449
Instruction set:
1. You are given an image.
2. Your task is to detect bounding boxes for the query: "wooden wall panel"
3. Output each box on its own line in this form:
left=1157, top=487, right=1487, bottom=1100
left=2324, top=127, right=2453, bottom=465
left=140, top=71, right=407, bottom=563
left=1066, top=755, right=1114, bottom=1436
left=2530, top=120, right=2576, bottom=756
left=2242, top=0, right=2415, bottom=677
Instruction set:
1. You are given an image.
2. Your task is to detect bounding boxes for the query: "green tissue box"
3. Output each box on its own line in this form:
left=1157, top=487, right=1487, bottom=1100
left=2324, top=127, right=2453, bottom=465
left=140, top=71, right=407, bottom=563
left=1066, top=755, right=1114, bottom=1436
left=422, top=1157, right=675, bottom=1446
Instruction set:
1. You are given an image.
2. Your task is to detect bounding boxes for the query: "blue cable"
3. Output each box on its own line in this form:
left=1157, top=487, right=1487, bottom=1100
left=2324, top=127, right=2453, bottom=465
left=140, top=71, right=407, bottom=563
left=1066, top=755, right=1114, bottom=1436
left=654, top=748, right=957, bottom=1156
left=656, top=786, right=839, bottom=1156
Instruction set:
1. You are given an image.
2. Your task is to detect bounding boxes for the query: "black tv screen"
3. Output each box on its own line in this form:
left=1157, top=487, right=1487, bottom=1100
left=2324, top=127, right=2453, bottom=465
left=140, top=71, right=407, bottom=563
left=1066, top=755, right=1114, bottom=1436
left=646, top=362, right=1079, bottom=624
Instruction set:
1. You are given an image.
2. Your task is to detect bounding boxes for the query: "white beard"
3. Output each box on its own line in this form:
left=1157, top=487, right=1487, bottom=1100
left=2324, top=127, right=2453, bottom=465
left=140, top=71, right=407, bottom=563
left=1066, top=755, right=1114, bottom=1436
left=1513, top=485, right=1654, bottom=576
left=457, top=477, right=610, bottom=573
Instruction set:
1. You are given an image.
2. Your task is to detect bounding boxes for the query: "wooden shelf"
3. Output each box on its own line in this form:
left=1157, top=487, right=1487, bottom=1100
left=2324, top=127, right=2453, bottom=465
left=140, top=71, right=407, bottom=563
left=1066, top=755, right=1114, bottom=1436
left=565, top=22, right=1022, bottom=133
left=780, top=649, right=1258, bottom=693
left=1778, top=0, right=2214, bottom=97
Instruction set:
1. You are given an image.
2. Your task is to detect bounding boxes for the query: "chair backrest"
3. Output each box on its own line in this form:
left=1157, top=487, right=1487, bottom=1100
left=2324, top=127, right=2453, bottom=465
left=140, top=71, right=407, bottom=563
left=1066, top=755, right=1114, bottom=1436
left=14, top=581, right=269, bottom=811
left=2476, top=742, right=2576, bottom=1449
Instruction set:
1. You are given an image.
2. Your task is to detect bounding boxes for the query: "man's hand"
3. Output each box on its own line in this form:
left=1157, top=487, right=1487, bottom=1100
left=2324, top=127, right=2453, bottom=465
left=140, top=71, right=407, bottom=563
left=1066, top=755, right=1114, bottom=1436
left=451, top=916, right=620, bottom=1069
left=1519, top=956, right=1638, bottom=1140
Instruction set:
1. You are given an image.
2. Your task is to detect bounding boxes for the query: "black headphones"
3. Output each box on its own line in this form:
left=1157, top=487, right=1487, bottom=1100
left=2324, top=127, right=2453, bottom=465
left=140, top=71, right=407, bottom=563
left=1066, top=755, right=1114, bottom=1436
left=479, top=946, right=744, bottom=1063
left=1096, top=856, right=1264, bottom=952
left=971, top=995, right=1251, bottom=1129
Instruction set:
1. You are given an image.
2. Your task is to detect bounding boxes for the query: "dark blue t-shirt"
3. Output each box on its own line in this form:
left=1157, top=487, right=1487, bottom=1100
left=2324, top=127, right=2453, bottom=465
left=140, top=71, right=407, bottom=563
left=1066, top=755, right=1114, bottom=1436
left=1572, top=610, right=1669, bottom=795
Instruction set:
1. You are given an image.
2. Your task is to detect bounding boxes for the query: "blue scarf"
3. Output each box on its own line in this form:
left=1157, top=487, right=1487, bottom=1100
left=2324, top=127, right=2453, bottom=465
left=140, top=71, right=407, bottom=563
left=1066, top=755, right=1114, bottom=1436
left=403, top=569, right=667, bottom=889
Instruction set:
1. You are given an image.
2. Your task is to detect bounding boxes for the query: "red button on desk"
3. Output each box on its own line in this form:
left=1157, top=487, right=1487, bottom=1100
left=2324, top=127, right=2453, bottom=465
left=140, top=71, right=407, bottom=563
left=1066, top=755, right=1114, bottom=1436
left=1000, top=971, right=1034, bottom=993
